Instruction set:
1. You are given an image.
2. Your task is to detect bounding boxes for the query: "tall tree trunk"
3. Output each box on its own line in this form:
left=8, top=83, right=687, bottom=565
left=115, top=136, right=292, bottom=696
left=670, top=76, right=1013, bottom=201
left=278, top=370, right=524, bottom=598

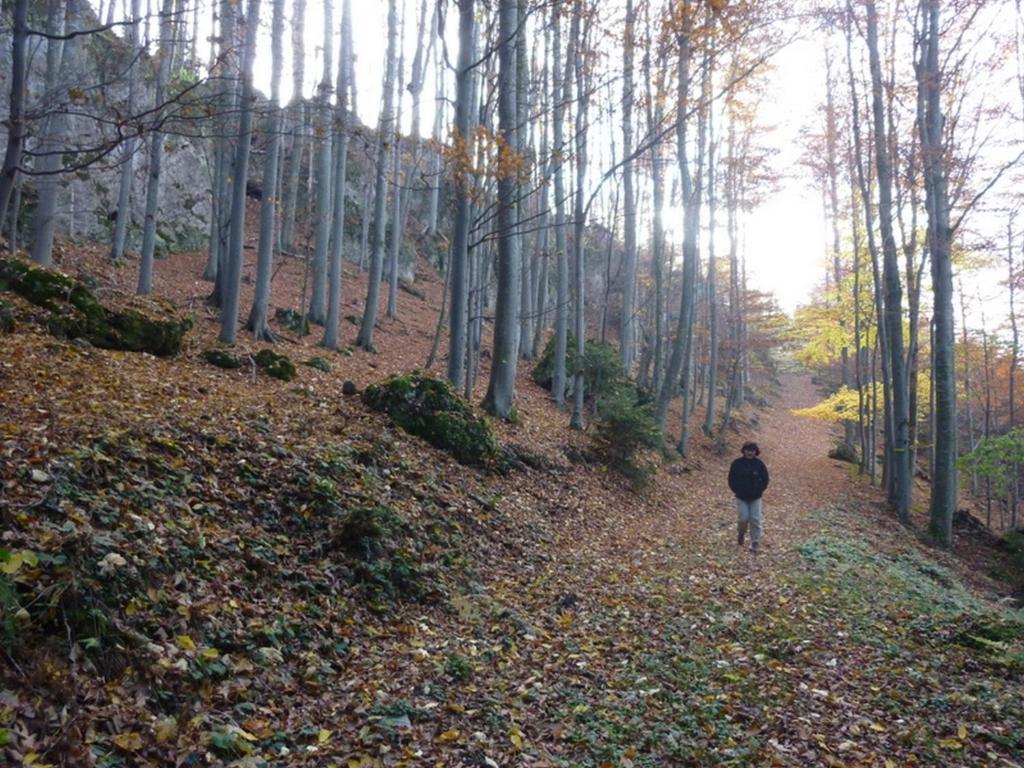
left=308, top=0, right=335, bottom=325
left=703, top=90, right=719, bottom=437
left=517, top=0, right=533, bottom=360
left=551, top=0, right=571, bottom=406
left=847, top=7, right=894, bottom=497
left=427, top=38, right=444, bottom=238
left=824, top=47, right=855, bottom=450
left=919, top=0, right=955, bottom=546
left=447, top=0, right=476, bottom=388
left=247, top=0, right=286, bottom=341
left=137, top=0, right=176, bottom=293
left=205, top=0, right=239, bottom=295
left=280, top=0, right=307, bottom=254
left=357, top=0, right=398, bottom=352
left=569, top=4, right=588, bottom=430
left=959, top=281, right=976, bottom=493
left=484, top=0, right=522, bottom=419
left=111, top=0, right=142, bottom=261
left=323, top=0, right=353, bottom=350
left=30, top=0, right=68, bottom=268
left=387, top=4, right=407, bottom=321
left=0, top=0, right=29, bottom=236
left=865, top=0, right=911, bottom=521
left=620, top=0, right=638, bottom=373
left=218, top=0, right=261, bottom=343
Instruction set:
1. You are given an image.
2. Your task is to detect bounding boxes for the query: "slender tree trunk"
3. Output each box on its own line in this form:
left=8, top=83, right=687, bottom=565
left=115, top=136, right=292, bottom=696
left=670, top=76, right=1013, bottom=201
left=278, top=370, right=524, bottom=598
left=0, top=0, right=30, bottom=235
left=918, top=0, right=955, bottom=545
left=569, top=4, right=588, bottom=430
left=620, top=0, right=638, bottom=372
left=357, top=0, right=398, bottom=351
left=280, top=0, right=307, bottom=254
left=551, top=1, right=571, bottom=406
left=517, top=0, right=533, bottom=360
left=30, top=0, right=68, bottom=268
left=308, top=0, right=335, bottom=325
left=137, top=0, right=176, bottom=293
left=205, top=0, right=239, bottom=296
left=386, top=5, right=407, bottom=321
left=484, top=0, right=522, bottom=419
left=247, top=0, right=286, bottom=341
left=447, top=0, right=476, bottom=388
left=703, top=94, right=719, bottom=437
left=111, top=0, right=142, bottom=261
left=865, top=0, right=911, bottom=521
left=323, top=0, right=353, bottom=350
left=218, top=0, right=261, bottom=343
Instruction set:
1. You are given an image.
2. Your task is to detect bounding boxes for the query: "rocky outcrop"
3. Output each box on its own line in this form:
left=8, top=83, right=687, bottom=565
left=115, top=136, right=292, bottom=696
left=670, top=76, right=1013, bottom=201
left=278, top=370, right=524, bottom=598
left=0, top=0, right=211, bottom=254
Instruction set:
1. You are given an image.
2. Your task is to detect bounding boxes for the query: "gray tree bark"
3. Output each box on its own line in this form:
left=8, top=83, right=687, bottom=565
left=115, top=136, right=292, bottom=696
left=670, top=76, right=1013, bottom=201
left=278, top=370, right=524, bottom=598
left=0, top=0, right=29, bottom=234
left=280, top=0, right=307, bottom=255
left=30, top=0, right=69, bottom=268
left=356, top=0, right=399, bottom=351
left=137, top=0, right=176, bottom=294
left=447, top=0, right=476, bottom=388
left=308, top=0, right=335, bottom=325
left=111, top=0, right=142, bottom=262
left=620, top=0, right=638, bottom=373
left=865, top=0, right=911, bottom=522
left=920, top=0, right=955, bottom=545
left=569, top=5, right=587, bottom=430
left=483, top=0, right=522, bottom=419
left=218, top=0, right=261, bottom=343
left=323, top=0, right=353, bottom=350
left=247, top=0, right=285, bottom=341
left=386, top=4, right=407, bottom=321
left=551, top=0, right=571, bottom=406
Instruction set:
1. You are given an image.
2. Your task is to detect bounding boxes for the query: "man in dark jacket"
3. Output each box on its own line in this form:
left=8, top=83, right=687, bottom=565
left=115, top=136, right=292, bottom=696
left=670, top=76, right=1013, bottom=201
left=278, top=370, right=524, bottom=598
left=728, top=441, right=770, bottom=553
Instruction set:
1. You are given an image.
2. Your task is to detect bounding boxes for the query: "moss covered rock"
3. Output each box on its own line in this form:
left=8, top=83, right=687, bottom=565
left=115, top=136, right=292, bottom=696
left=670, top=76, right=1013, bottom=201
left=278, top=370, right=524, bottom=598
left=204, top=349, right=243, bottom=369
left=304, top=356, right=331, bottom=372
left=254, top=349, right=297, bottom=381
left=363, top=371, right=500, bottom=469
left=0, top=258, right=191, bottom=356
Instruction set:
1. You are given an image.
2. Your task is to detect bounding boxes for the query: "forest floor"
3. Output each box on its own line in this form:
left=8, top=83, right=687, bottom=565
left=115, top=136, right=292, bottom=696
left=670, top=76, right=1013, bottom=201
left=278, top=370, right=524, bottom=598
left=1, top=244, right=1023, bottom=767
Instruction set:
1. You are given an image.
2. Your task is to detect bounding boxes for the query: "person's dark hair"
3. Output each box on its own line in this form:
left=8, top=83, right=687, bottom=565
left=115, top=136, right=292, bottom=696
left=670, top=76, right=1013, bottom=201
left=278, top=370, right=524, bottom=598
left=741, top=441, right=760, bottom=456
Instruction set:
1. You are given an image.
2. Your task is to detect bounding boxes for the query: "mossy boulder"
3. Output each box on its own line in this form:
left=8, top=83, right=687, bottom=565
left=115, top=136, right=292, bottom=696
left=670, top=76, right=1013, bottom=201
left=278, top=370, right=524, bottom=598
left=254, top=349, right=297, bottom=381
left=363, top=371, right=501, bottom=469
left=204, top=349, right=243, bottom=369
left=304, top=356, right=331, bottom=372
left=828, top=442, right=858, bottom=463
left=0, top=258, right=191, bottom=356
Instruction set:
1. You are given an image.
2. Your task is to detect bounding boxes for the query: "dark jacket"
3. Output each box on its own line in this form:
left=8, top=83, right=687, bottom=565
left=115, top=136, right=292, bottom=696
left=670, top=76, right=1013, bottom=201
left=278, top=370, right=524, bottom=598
left=728, top=456, right=769, bottom=502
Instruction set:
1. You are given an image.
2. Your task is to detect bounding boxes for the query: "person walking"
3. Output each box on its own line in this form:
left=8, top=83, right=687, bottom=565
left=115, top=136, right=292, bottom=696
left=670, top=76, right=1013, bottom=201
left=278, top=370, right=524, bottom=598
left=728, top=441, right=770, bottom=554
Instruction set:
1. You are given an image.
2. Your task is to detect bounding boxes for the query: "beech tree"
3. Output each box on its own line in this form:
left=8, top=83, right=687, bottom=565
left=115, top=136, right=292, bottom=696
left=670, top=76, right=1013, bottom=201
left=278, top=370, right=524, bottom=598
left=483, top=0, right=522, bottom=419
left=357, top=0, right=399, bottom=352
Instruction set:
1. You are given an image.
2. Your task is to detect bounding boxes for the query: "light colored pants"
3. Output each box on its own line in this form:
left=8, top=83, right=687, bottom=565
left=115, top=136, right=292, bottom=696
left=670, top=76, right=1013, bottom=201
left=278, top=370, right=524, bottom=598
left=736, top=497, right=763, bottom=549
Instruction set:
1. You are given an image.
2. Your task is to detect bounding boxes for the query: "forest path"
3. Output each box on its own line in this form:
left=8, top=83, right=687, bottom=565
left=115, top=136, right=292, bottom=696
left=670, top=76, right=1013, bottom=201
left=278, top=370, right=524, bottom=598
left=486, top=371, right=1023, bottom=766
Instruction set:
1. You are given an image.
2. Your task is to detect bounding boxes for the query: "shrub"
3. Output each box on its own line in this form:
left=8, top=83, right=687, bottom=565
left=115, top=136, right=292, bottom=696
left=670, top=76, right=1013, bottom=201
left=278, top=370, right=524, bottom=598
left=0, top=300, right=14, bottom=333
left=532, top=335, right=624, bottom=401
left=594, top=386, right=663, bottom=488
left=275, top=307, right=309, bottom=335
left=363, top=371, right=501, bottom=469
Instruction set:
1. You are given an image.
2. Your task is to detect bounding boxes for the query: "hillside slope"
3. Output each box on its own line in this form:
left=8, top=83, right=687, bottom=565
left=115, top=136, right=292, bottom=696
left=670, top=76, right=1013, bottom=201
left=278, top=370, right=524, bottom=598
left=1, top=249, right=1022, bottom=767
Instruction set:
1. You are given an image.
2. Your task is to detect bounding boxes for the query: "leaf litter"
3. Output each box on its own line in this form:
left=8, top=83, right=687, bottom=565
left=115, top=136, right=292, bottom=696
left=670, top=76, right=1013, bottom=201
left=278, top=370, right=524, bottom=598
left=0, top=247, right=1022, bottom=767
